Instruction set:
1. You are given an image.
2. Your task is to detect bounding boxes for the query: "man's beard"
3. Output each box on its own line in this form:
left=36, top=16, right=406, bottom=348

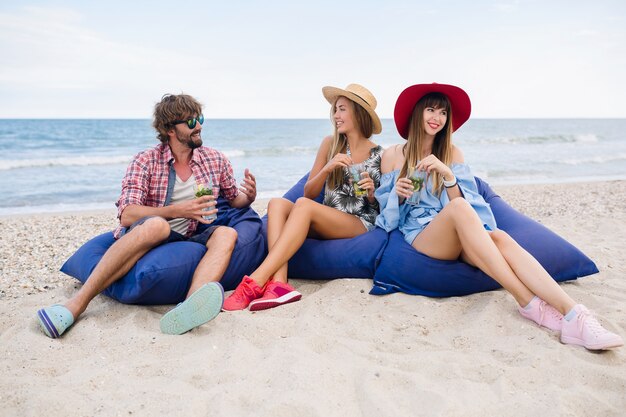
left=177, top=130, right=202, bottom=149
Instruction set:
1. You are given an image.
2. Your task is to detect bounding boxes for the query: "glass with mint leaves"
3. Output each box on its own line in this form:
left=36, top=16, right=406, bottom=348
left=348, top=162, right=367, bottom=197
left=195, top=182, right=217, bottom=221
left=407, top=166, right=427, bottom=206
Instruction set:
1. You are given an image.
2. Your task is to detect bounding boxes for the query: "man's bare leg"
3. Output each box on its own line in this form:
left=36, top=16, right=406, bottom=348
left=64, top=217, right=171, bottom=319
left=186, top=226, right=238, bottom=297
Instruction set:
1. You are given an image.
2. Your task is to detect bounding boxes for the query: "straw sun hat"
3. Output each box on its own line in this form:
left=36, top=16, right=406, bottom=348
left=394, top=83, right=471, bottom=139
left=322, top=83, right=382, bottom=134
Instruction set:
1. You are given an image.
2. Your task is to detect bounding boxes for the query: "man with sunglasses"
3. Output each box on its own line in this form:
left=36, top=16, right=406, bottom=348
left=37, top=94, right=257, bottom=338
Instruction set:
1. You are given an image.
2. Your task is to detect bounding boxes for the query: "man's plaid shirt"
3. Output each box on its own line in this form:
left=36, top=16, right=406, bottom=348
left=113, top=143, right=239, bottom=239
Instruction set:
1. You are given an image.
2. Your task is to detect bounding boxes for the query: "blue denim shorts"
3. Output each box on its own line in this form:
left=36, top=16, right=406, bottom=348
left=120, top=216, right=219, bottom=246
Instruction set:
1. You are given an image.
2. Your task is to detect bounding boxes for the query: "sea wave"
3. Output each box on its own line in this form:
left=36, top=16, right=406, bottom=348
left=222, top=149, right=246, bottom=158
left=0, top=145, right=320, bottom=170
left=562, top=153, right=626, bottom=165
left=224, top=146, right=318, bottom=158
left=476, top=133, right=599, bottom=145
left=0, top=155, right=131, bottom=170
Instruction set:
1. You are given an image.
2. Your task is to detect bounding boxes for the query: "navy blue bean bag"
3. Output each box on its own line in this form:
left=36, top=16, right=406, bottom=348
left=60, top=198, right=265, bottom=305
left=370, top=178, right=599, bottom=297
left=261, top=174, right=389, bottom=279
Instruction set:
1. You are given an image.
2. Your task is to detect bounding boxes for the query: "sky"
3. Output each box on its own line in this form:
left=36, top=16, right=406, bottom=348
left=1, top=0, right=625, bottom=119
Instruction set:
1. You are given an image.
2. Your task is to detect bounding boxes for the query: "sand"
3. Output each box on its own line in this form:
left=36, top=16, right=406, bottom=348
left=1, top=181, right=625, bottom=416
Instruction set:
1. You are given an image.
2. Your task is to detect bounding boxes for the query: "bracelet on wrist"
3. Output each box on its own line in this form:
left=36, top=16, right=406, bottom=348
left=443, top=176, right=457, bottom=188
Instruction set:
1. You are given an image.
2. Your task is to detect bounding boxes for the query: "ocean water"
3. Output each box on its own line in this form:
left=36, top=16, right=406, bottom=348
left=1, top=118, right=625, bottom=215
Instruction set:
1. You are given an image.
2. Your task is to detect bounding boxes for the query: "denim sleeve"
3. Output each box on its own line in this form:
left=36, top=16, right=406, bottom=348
left=375, top=170, right=404, bottom=231
left=450, top=163, right=497, bottom=231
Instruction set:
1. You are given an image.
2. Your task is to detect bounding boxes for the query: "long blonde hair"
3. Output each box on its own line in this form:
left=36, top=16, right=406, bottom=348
left=326, top=97, right=374, bottom=189
left=400, top=93, right=453, bottom=196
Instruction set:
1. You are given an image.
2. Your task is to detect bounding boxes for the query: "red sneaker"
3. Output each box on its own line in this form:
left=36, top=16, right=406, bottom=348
left=249, top=281, right=302, bottom=311
left=222, top=276, right=264, bottom=311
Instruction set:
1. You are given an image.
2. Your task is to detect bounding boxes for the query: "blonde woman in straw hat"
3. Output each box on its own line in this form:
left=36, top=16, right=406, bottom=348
left=375, top=82, right=623, bottom=351
left=223, top=83, right=383, bottom=311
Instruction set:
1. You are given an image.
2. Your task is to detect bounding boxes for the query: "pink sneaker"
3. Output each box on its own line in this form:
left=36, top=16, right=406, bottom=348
left=222, top=276, right=264, bottom=311
left=518, top=296, right=563, bottom=331
left=561, top=305, right=624, bottom=350
left=249, top=281, right=302, bottom=311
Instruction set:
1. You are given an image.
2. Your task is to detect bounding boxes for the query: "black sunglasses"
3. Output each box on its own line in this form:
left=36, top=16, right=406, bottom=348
left=171, top=114, right=204, bottom=129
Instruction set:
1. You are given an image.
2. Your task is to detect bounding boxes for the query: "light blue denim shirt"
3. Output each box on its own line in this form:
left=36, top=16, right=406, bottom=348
left=375, top=163, right=497, bottom=245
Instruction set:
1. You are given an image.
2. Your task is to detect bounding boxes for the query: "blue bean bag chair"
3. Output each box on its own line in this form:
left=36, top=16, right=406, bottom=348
left=261, top=174, right=389, bottom=279
left=60, top=197, right=265, bottom=305
left=370, top=177, right=599, bottom=297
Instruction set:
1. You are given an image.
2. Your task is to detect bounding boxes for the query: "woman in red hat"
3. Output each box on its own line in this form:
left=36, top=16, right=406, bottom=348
left=223, top=84, right=384, bottom=311
left=375, top=83, right=622, bottom=351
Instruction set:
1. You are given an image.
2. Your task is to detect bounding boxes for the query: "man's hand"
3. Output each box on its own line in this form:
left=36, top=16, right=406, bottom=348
left=239, top=168, right=257, bottom=203
left=119, top=195, right=217, bottom=227
left=178, top=194, right=218, bottom=223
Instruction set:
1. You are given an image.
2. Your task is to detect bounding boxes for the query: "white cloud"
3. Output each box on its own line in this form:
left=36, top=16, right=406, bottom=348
left=0, top=1, right=625, bottom=118
left=0, top=6, right=219, bottom=116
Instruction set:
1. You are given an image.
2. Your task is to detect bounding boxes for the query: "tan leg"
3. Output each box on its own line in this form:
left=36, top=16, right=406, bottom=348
left=65, top=217, right=171, bottom=319
left=489, top=230, right=576, bottom=314
left=249, top=197, right=366, bottom=286
left=186, top=226, right=238, bottom=297
left=266, top=198, right=295, bottom=284
left=412, top=198, right=535, bottom=306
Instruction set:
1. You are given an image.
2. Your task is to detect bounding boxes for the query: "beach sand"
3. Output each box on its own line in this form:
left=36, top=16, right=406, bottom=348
left=1, top=181, right=625, bottom=416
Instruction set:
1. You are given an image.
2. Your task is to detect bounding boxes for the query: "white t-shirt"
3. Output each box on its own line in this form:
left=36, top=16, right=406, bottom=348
left=168, top=174, right=197, bottom=235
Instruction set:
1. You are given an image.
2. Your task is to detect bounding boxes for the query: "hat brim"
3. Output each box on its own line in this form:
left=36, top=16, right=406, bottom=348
left=322, top=86, right=382, bottom=135
left=394, top=83, right=471, bottom=139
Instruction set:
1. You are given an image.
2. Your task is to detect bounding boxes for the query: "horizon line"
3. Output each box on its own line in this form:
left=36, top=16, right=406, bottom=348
left=2, top=117, right=626, bottom=120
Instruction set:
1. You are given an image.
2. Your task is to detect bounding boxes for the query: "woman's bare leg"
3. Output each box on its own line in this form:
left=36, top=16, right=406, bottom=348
left=412, top=198, right=621, bottom=350
left=412, top=198, right=535, bottom=306
left=489, top=230, right=576, bottom=314
left=249, top=197, right=366, bottom=286
left=266, top=198, right=295, bottom=284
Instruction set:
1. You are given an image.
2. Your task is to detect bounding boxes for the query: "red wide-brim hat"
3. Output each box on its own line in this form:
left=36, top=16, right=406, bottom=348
left=394, top=83, right=471, bottom=139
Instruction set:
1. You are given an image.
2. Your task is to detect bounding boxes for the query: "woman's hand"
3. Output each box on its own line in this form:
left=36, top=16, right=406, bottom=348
left=417, top=154, right=454, bottom=181
left=395, top=177, right=414, bottom=200
left=323, top=153, right=353, bottom=174
left=358, top=171, right=376, bottom=200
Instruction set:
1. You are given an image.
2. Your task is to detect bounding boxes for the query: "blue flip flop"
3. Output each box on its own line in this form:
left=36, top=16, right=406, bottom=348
left=37, top=305, right=75, bottom=338
left=160, top=282, right=224, bottom=335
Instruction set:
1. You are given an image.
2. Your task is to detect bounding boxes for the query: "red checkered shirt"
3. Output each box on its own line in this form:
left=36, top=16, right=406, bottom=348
left=113, top=143, right=239, bottom=239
